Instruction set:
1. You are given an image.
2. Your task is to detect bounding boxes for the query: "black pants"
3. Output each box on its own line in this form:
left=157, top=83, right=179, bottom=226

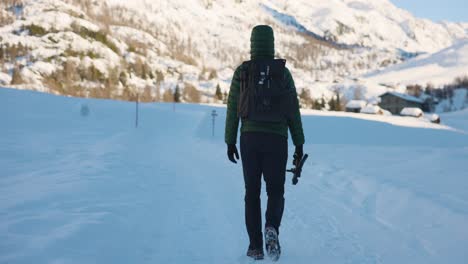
left=240, top=132, right=288, bottom=249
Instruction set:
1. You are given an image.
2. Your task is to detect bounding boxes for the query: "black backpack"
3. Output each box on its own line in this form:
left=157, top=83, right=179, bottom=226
left=238, top=59, right=295, bottom=122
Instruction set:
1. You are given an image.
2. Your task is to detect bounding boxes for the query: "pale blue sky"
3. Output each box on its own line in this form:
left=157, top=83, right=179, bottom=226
left=391, top=0, right=467, bottom=22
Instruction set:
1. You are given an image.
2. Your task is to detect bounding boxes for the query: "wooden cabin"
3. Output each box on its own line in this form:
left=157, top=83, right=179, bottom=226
left=378, top=92, right=424, bottom=115
left=345, top=100, right=367, bottom=113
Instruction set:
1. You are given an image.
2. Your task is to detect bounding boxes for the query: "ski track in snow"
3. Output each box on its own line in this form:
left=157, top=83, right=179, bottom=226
left=1, top=88, right=468, bottom=264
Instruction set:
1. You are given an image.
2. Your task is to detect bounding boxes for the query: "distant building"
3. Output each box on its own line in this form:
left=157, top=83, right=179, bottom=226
left=419, top=93, right=437, bottom=112
left=378, top=92, right=424, bottom=115
left=400, top=107, right=423, bottom=118
left=345, top=100, right=366, bottom=113
left=360, top=105, right=390, bottom=115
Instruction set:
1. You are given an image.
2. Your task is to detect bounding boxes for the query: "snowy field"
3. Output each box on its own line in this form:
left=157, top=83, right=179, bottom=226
left=1, top=88, right=468, bottom=264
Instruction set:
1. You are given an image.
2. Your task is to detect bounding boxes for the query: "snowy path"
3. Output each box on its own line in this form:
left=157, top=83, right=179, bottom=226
left=1, top=88, right=468, bottom=263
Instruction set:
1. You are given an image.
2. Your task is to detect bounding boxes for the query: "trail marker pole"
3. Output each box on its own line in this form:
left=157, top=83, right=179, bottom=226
left=211, top=110, right=218, bottom=137
left=135, top=94, right=139, bottom=128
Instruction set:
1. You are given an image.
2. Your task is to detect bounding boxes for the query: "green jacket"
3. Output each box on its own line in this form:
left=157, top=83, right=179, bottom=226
left=224, top=64, right=305, bottom=146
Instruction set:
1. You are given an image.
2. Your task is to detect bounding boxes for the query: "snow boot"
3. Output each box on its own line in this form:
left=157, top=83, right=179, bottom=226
left=246, top=246, right=264, bottom=260
left=265, top=226, right=281, bottom=261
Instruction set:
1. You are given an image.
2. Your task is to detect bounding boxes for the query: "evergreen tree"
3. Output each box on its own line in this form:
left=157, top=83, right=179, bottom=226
left=174, top=84, right=181, bottom=102
left=328, top=96, right=336, bottom=111
left=119, top=72, right=128, bottom=86
left=299, top=88, right=312, bottom=109
left=223, top=91, right=228, bottom=104
left=320, top=96, right=326, bottom=109
left=312, top=99, right=322, bottom=110
left=215, top=83, right=223, bottom=101
left=335, top=92, right=342, bottom=111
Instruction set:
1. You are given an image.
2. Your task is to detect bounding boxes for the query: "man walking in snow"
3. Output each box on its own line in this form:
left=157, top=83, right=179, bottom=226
left=224, top=25, right=305, bottom=261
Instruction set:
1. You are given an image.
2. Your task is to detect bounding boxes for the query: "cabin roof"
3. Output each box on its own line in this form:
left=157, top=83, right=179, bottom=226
left=379, top=91, right=424, bottom=104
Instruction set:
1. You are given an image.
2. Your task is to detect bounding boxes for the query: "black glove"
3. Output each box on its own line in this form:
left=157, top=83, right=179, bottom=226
left=227, top=144, right=239, bottom=164
left=293, top=144, right=303, bottom=166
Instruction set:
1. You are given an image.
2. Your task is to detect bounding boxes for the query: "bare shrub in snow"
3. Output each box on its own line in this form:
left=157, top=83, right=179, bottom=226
left=126, top=39, right=149, bottom=56
left=23, top=24, right=48, bottom=37
left=42, top=73, right=64, bottom=94
left=162, top=89, right=174, bottom=102
left=406, top=84, right=423, bottom=97
left=208, top=69, right=217, bottom=80
left=299, top=88, right=313, bottom=109
left=154, top=83, right=161, bottom=102
left=184, top=83, right=202, bottom=103
left=105, top=66, right=120, bottom=94
left=155, top=71, right=164, bottom=83
left=171, top=43, right=198, bottom=66
left=84, top=65, right=105, bottom=82
left=10, top=65, right=23, bottom=85
left=71, top=22, right=119, bottom=54
left=88, top=86, right=112, bottom=99
left=0, top=8, right=14, bottom=26
left=62, top=58, right=79, bottom=88
left=130, top=57, right=150, bottom=79
left=139, top=85, right=154, bottom=102
left=1, top=43, right=29, bottom=63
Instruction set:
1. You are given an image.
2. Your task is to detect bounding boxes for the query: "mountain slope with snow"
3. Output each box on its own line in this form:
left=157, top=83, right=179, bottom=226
left=1, top=88, right=468, bottom=263
left=108, top=0, right=467, bottom=53
left=0, top=0, right=466, bottom=102
left=365, top=38, right=468, bottom=86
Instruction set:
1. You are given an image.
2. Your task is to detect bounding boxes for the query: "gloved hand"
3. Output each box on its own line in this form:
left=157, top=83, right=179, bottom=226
left=227, top=144, right=239, bottom=164
left=293, top=144, right=303, bottom=166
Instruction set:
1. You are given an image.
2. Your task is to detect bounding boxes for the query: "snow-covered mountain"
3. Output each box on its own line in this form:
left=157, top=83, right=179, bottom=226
left=0, top=0, right=466, bottom=102
left=365, top=39, right=468, bottom=86
left=107, top=0, right=467, bottom=54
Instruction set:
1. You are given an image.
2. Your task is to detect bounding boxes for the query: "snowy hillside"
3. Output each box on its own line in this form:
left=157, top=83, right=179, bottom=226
left=107, top=0, right=467, bottom=54
left=1, top=88, right=468, bottom=263
left=365, top=39, right=468, bottom=86
left=440, top=108, right=468, bottom=132
left=0, top=0, right=467, bottom=103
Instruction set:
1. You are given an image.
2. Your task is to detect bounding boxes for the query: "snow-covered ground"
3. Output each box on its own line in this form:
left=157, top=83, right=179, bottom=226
left=440, top=108, right=468, bottom=133
left=1, top=87, right=468, bottom=264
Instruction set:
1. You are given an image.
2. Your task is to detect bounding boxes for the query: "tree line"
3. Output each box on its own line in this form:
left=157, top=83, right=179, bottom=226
left=298, top=88, right=344, bottom=111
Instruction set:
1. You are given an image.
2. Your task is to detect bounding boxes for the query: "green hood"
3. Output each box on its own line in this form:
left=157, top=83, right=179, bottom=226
left=250, top=25, right=275, bottom=60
